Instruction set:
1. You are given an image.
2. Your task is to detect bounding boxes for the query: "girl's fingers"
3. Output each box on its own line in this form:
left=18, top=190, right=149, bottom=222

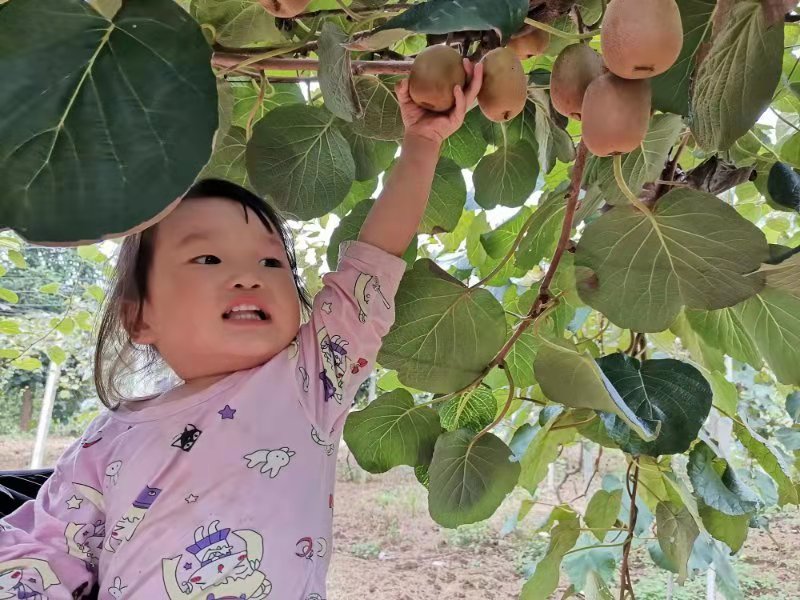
left=450, top=85, right=467, bottom=126
left=463, top=58, right=474, bottom=80
left=465, top=63, right=484, bottom=105
left=395, top=78, right=411, bottom=104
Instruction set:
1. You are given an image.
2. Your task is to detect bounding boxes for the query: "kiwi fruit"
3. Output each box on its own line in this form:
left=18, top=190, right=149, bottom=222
left=259, top=0, right=311, bottom=18
left=550, top=44, right=604, bottom=121
left=408, top=45, right=467, bottom=112
left=507, top=26, right=551, bottom=60
left=601, top=0, right=683, bottom=79
left=478, top=48, right=528, bottom=123
left=581, top=73, right=651, bottom=156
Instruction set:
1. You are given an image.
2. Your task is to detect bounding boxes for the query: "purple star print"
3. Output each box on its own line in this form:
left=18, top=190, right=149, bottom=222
left=218, top=404, right=236, bottom=420
left=183, top=562, right=192, bottom=570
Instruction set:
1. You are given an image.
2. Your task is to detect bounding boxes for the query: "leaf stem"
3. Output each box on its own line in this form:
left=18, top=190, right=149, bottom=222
left=524, top=18, right=598, bottom=40
left=613, top=153, right=651, bottom=213
left=471, top=208, right=539, bottom=289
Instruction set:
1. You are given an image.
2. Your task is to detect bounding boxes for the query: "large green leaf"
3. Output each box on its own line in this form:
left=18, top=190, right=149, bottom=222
left=685, top=308, right=763, bottom=369
left=698, top=502, right=751, bottom=554
left=504, top=329, right=539, bottom=388
left=378, top=259, right=508, bottom=393
left=575, top=189, right=768, bottom=332
left=427, top=429, right=520, bottom=527
left=690, top=0, right=784, bottom=151
left=318, top=21, right=361, bottom=122
left=191, top=0, right=285, bottom=46
left=534, top=338, right=660, bottom=442
left=342, top=128, right=397, bottom=182
left=0, top=0, right=218, bottom=243
left=519, top=409, right=577, bottom=494
left=439, top=387, right=497, bottom=432
left=376, top=0, right=529, bottom=41
left=585, top=489, right=623, bottom=542
left=586, top=114, right=684, bottom=206
left=350, top=76, right=404, bottom=141
left=651, top=0, right=715, bottom=115
left=247, top=105, right=355, bottom=219
left=734, top=412, right=799, bottom=506
left=515, top=188, right=565, bottom=270
left=480, top=207, right=532, bottom=259
left=199, top=127, right=250, bottom=189
left=473, top=142, right=539, bottom=209
left=343, top=389, right=442, bottom=473
left=528, top=89, right=575, bottom=174
left=421, top=157, right=467, bottom=234
left=520, top=506, right=581, bottom=600
left=656, top=502, right=699, bottom=585
left=441, top=109, right=488, bottom=169
left=327, top=199, right=416, bottom=270
left=231, top=82, right=305, bottom=130
left=596, top=354, right=712, bottom=457
left=687, top=441, right=761, bottom=516
left=753, top=251, right=800, bottom=295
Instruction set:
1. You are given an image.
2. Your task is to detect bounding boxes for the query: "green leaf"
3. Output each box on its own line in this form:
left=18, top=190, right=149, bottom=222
left=480, top=207, right=532, bottom=259
left=504, top=329, right=538, bottom=388
left=528, top=89, right=575, bottom=174
left=56, top=317, right=76, bottom=336
left=86, top=285, right=105, bottom=303
left=76, top=245, right=106, bottom=264
left=343, top=389, right=442, bottom=473
left=318, top=22, right=361, bottom=122
left=428, top=429, right=521, bottom=527
left=379, top=259, right=508, bottom=393
left=191, top=0, right=285, bottom=46
left=0, top=320, right=21, bottom=335
left=333, top=177, right=377, bottom=218
left=585, top=489, right=623, bottom=542
left=473, top=142, right=539, bottom=209
left=439, top=387, right=497, bottom=432
left=247, top=105, right=355, bottom=220
left=656, top=502, right=699, bottom=585
left=376, top=0, right=529, bottom=41
left=0, top=349, right=21, bottom=360
left=585, top=114, right=684, bottom=205
left=421, top=158, right=467, bottom=234
left=575, top=189, right=768, bottom=332
left=688, top=441, right=761, bottom=515
left=441, top=109, right=488, bottom=168
left=467, top=212, right=526, bottom=286
left=767, top=162, right=800, bottom=211
left=7, top=250, right=26, bottom=269
left=519, top=410, right=577, bottom=494
left=75, top=311, right=93, bottom=332
left=520, top=506, right=580, bottom=600
left=231, top=82, right=305, bottom=130
left=690, top=0, right=783, bottom=151
left=651, top=0, right=715, bottom=115
left=199, top=126, right=250, bottom=189
left=753, top=250, right=800, bottom=296
left=47, top=345, right=67, bottom=365
left=698, top=502, right=750, bottom=554
left=38, top=282, right=60, bottom=295
left=596, top=354, right=712, bottom=457
left=350, top=76, right=404, bottom=141
left=12, top=356, right=42, bottom=371
left=0, top=288, right=18, bottom=304
left=327, top=199, right=416, bottom=270
left=534, top=338, right=660, bottom=442
left=342, top=129, right=397, bottom=182
left=0, top=0, right=217, bottom=243
left=734, top=413, right=799, bottom=506
left=685, top=307, right=763, bottom=369
left=515, top=188, right=565, bottom=270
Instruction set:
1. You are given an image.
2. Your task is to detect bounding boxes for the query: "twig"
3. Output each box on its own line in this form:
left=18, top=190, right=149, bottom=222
left=213, top=54, right=414, bottom=75
left=619, top=459, right=641, bottom=600
left=524, top=17, right=597, bottom=40
left=472, top=209, right=541, bottom=288
left=656, top=132, right=690, bottom=198
left=297, top=2, right=412, bottom=19
left=570, top=445, right=604, bottom=503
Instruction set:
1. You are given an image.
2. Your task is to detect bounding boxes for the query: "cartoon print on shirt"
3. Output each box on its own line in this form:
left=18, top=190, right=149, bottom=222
left=108, top=576, right=127, bottom=599
left=104, top=485, right=162, bottom=553
left=243, top=447, right=295, bottom=478
left=218, top=404, right=236, bottom=420
left=350, top=357, right=368, bottom=375
left=66, top=495, right=83, bottom=510
left=0, top=559, right=60, bottom=600
left=354, top=272, right=390, bottom=324
left=321, top=301, right=333, bottom=315
left=65, top=484, right=106, bottom=568
left=295, top=536, right=328, bottom=560
left=171, top=424, right=202, bottom=452
left=81, top=430, right=103, bottom=449
left=161, top=520, right=271, bottom=599
left=317, top=328, right=349, bottom=404
left=310, top=427, right=334, bottom=456
left=299, top=366, right=309, bottom=392
left=105, top=460, right=122, bottom=487
left=306, top=594, right=325, bottom=600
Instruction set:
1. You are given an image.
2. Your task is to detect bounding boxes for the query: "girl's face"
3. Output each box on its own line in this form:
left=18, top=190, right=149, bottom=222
left=133, top=197, right=302, bottom=383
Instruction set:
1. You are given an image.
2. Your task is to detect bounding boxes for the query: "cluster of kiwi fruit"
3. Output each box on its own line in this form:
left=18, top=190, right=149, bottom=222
left=551, top=0, right=684, bottom=156
left=408, top=44, right=528, bottom=123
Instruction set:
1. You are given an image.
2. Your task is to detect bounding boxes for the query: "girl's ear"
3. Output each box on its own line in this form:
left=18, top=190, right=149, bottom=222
left=123, top=300, right=156, bottom=346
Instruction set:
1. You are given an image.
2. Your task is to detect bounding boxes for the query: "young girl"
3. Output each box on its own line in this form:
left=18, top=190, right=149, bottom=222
left=0, top=64, right=483, bottom=599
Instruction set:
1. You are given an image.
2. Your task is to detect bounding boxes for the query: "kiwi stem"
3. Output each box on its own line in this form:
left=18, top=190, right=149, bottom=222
left=524, top=18, right=598, bottom=41
left=613, top=154, right=651, bottom=214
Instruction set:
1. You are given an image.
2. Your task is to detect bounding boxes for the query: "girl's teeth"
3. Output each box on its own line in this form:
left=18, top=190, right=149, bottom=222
left=229, top=311, right=261, bottom=321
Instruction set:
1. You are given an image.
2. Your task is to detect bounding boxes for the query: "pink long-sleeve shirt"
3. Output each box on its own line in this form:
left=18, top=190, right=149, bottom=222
left=0, top=241, right=406, bottom=600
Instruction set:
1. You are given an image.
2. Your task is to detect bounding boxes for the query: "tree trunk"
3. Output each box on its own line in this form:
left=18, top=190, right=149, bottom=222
left=19, top=387, right=33, bottom=432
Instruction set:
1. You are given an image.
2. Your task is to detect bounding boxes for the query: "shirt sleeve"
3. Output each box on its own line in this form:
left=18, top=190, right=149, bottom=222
left=0, top=418, right=107, bottom=599
left=291, top=240, right=407, bottom=436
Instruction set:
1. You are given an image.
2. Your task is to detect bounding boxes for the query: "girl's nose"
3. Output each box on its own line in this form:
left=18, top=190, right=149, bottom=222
left=231, top=271, right=262, bottom=289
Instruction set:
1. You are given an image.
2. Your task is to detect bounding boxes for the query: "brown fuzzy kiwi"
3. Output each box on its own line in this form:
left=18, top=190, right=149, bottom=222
left=507, top=26, right=551, bottom=60
left=259, top=0, right=311, bottom=18
left=408, top=45, right=467, bottom=113
left=581, top=73, right=651, bottom=156
left=601, top=0, right=683, bottom=79
left=550, top=44, right=604, bottom=121
left=478, top=48, right=528, bottom=123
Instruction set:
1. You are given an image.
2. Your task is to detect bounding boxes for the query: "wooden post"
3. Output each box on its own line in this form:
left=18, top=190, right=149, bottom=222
left=29, top=362, right=61, bottom=469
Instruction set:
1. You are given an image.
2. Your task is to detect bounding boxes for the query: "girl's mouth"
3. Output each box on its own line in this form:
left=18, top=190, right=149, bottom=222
left=222, top=304, right=270, bottom=322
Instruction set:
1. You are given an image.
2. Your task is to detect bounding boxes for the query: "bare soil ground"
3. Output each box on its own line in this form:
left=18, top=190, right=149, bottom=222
left=2, top=436, right=799, bottom=599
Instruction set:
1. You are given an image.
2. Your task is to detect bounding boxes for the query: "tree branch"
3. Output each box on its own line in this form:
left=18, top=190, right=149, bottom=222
left=213, top=54, right=413, bottom=75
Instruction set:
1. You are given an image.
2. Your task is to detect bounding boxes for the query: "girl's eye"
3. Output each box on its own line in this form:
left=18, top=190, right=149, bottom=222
left=260, top=258, right=282, bottom=268
left=191, top=255, right=221, bottom=265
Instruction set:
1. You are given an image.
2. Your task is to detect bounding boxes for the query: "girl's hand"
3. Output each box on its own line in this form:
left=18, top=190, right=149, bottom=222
left=395, top=59, right=484, bottom=146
